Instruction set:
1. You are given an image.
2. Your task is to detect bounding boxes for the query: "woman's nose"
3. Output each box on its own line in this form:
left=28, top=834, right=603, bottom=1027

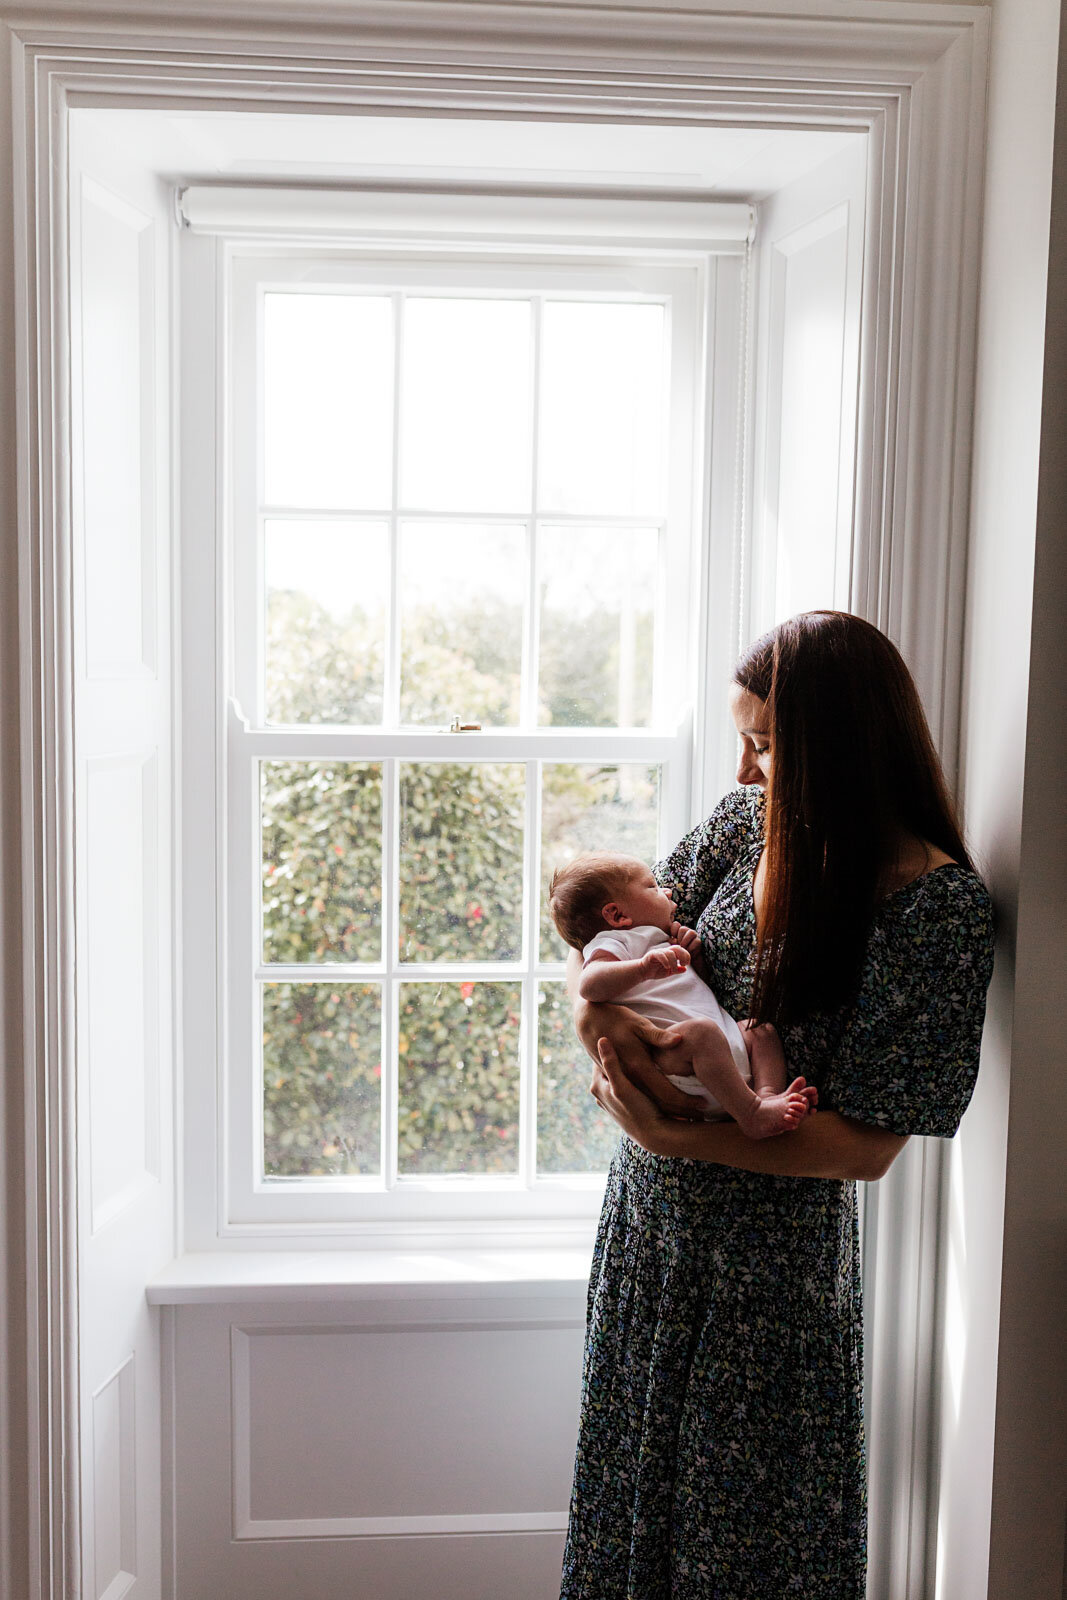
left=737, top=749, right=759, bottom=784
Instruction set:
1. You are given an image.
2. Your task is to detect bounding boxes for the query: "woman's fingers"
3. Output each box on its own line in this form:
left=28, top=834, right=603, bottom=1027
left=594, top=1039, right=659, bottom=1115
left=594, top=1035, right=619, bottom=1081
left=591, top=1031, right=702, bottom=1120
left=590, top=1037, right=625, bottom=1110
left=624, top=1051, right=706, bottom=1117
left=631, top=1017, right=683, bottom=1051
left=576, top=1004, right=700, bottom=1117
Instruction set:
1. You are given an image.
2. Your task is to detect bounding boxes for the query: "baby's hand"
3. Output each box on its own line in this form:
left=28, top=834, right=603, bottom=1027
left=639, top=944, right=691, bottom=980
left=670, top=921, right=704, bottom=973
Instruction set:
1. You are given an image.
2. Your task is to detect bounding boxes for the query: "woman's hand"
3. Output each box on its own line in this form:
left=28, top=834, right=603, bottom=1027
left=592, top=1037, right=908, bottom=1176
left=573, top=996, right=705, bottom=1119
left=589, top=1036, right=682, bottom=1155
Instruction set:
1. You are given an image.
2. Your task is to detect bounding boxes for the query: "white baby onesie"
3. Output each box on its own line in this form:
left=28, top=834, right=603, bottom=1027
left=582, top=924, right=751, bottom=1117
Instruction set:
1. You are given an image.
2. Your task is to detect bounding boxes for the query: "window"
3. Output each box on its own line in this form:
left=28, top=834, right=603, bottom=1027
left=179, top=200, right=750, bottom=1232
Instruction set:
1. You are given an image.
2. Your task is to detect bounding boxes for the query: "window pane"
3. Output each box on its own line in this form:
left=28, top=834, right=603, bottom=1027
left=265, top=520, right=388, bottom=726
left=263, top=293, right=393, bottom=510
left=538, top=525, right=658, bottom=727
left=397, top=981, right=520, bottom=1175
left=400, top=298, right=532, bottom=512
left=537, top=982, right=618, bottom=1174
left=398, top=763, right=525, bottom=963
left=399, top=521, right=524, bottom=727
left=262, top=761, right=382, bottom=963
left=263, top=982, right=381, bottom=1176
left=538, top=301, right=665, bottom=515
left=539, top=763, right=661, bottom=962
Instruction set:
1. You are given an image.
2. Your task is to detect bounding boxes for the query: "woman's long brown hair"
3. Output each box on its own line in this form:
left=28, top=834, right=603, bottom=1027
left=735, top=611, right=973, bottom=1025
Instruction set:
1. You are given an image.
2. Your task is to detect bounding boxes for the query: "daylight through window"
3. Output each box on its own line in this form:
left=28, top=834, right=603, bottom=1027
left=226, top=254, right=705, bottom=1216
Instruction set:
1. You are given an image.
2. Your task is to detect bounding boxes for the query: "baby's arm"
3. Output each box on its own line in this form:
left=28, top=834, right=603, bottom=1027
left=577, top=945, right=691, bottom=1004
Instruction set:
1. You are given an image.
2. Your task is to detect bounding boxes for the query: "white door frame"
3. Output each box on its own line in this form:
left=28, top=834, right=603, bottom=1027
left=3, top=4, right=989, bottom=1597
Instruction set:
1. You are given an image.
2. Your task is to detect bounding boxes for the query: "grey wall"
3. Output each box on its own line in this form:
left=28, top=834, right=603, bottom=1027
left=985, top=1, right=1067, bottom=1591
left=946, top=0, right=1067, bottom=1596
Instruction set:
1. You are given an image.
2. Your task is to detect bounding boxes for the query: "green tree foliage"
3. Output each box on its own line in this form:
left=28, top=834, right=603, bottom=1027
left=263, top=982, right=382, bottom=1176
left=262, top=760, right=383, bottom=964
left=398, top=762, right=524, bottom=963
left=261, top=587, right=653, bottom=1178
left=537, top=983, right=621, bottom=1174
left=397, top=982, right=521, bottom=1174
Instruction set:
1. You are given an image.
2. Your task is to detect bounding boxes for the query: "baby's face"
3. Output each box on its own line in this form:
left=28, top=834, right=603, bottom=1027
left=607, top=865, right=677, bottom=934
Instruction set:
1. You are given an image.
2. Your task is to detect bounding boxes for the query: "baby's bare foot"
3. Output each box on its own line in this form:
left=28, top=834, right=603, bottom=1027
left=738, top=1076, right=814, bottom=1139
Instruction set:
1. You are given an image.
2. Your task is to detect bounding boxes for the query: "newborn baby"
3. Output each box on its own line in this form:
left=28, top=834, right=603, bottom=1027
left=549, top=851, right=816, bottom=1137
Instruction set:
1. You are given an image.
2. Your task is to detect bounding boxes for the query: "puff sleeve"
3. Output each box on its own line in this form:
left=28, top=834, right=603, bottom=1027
left=816, top=869, right=995, bottom=1139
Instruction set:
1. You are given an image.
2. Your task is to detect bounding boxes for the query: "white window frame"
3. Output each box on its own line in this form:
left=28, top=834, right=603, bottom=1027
left=8, top=13, right=990, bottom=1598
left=187, top=211, right=754, bottom=1233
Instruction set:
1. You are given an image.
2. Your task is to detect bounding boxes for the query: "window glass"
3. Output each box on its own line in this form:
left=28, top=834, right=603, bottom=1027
left=398, top=981, right=521, bottom=1175
left=263, top=981, right=381, bottom=1177
left=261, top=760, right=382, bottom=964
left=400, top=297, right=532, bottom=512
left=398, top=763, right=525, bottom=963
left=537, top=982, right=619, bottom=1174
left=538, top=526, right=659, bottom=727
left=399, top=521, right=525, bottom=727
left=538, top=300, right=665, bottom=515
left=263, top=292, right=393, bottom=510
left=264, top=521, right=389, bottom=725
left=540, top=763, right=661, bottom=962
left=246, top=272, right=681, bottom=1198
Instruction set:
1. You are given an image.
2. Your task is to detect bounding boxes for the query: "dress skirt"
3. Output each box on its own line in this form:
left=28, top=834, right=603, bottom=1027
left=559, top=1137, right=867, bottom=1600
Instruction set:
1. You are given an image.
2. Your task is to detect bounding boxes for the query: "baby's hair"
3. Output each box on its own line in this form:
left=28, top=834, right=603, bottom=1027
left=548, top=852, right=645, bottom=951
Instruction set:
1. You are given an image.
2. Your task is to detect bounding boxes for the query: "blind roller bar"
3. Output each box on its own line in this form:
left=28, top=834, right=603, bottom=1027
left=177, top=184, right=756, bottom=251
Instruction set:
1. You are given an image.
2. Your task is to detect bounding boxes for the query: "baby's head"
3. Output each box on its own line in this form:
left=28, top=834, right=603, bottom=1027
left=548, top=852, right=677, bottom=950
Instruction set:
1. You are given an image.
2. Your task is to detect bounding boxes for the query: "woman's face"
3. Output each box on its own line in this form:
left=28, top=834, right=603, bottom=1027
left=730, top=684, right=772, bottom=789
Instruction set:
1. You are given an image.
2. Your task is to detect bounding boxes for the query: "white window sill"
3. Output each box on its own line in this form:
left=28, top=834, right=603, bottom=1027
left=146, top=1246, right=596, bottom=1304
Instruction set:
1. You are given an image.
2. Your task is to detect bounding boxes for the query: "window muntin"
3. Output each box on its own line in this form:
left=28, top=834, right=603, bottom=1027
left=227, top=252, right=703, bottom=1226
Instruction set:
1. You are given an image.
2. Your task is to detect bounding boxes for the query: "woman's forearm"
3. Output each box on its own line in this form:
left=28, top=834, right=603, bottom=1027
left=652, top=1109, right=906, bottom=1182
left=586, top=1030, right=907, bottom=1178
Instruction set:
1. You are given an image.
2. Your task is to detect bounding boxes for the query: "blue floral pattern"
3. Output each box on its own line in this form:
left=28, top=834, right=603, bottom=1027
left=559, top=786, right=995, bottom=1599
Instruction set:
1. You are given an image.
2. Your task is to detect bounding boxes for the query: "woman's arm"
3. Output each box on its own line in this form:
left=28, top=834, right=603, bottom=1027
left=590, top=1037, right=907, bottom=1181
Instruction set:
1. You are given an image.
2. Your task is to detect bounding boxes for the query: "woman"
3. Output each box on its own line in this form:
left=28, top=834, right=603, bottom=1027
left=559, top=612, right=995, bottom=1600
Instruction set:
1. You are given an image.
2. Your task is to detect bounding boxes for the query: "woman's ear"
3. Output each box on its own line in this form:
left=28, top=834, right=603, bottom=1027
left=602, top=901, right=633, bottom=929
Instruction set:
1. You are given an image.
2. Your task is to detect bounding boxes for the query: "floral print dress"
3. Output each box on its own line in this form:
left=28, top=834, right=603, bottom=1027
left=559, top=786, right=995, bottom=1600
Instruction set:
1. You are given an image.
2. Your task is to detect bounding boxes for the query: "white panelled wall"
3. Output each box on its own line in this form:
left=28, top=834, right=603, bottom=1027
left=68, top=123, right=177, bottom=1600
left=165, top=1292, right=587, bottom=1599
left=750, top=139, right=867, bottom=632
